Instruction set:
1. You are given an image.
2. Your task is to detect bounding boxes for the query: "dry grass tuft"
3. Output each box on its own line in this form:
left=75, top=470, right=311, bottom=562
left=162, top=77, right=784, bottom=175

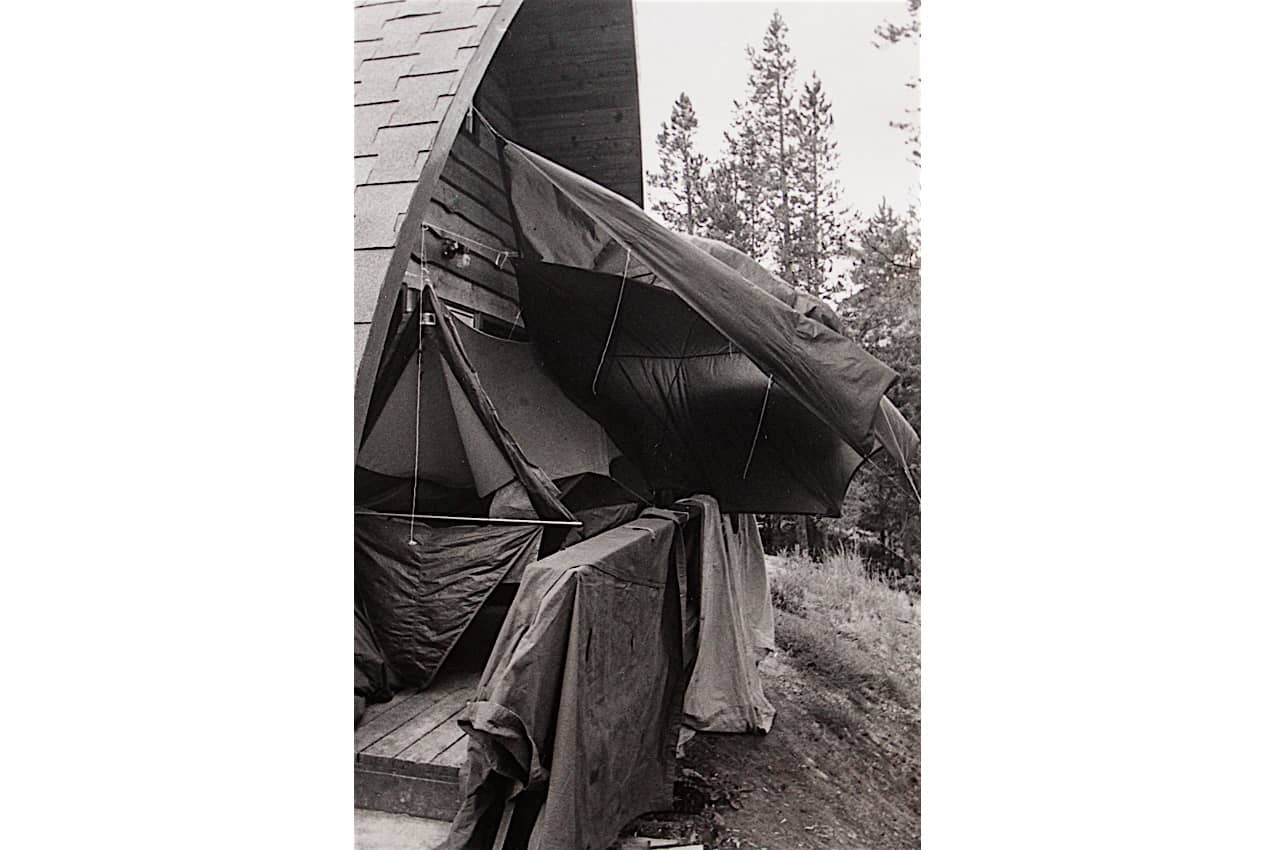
left=769, top=549, right=920, bottom=709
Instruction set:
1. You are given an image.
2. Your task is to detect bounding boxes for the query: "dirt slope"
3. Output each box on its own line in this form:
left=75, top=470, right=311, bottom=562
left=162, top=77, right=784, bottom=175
left=617, top=554, right=921, bottom=850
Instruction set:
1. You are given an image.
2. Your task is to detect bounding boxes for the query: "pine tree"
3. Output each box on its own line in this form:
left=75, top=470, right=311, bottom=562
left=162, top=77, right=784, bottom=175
left=647, top=93, right=706, bottom=234
left=842, top=202, right=920, bottom=426
left=706, top=116, right=768, bottom=256
left=840, top=202, right=921, bottom=566
left=791, top=73, right=847, bottom=301
left=874, top=0, right=921, bottom=167
left=744, top=11, right=799, bottom=277
left=699, top=160, right=742, bottom=248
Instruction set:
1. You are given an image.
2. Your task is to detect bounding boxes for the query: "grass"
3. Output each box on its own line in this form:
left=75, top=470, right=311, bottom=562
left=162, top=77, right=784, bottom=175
left=769, top=548, right=921, bottom=712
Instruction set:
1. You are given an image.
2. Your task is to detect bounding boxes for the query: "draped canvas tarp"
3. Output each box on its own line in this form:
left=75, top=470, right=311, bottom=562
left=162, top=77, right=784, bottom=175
left=443, top=511, right=686, bottom=850
left=689, top=234, right=919, bottom=474
left=686, top=234, right=845, bottom=335
left=358, top=286, right=574, bottom=523
left=681, top=496, right=776, bottom=734
left=451, top=320, right=624, bottom=484
left=355, top=591, right=397, bottom=705
left=355, top=514, right=544, bottom=689
left=515, top=259, right=864, bottom=514
left=499, top=141, right=919, bottom=512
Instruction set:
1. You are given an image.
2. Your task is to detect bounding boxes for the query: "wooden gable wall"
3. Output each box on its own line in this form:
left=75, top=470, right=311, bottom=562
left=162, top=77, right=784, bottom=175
left=354, top=1, right=644, bottom=449
left=419, top=0, right=643, bottom=331
left=413, top=70, right=521, bottom=328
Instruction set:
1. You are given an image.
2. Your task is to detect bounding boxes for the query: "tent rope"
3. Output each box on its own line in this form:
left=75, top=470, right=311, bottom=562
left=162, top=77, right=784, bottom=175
left=880, top=405, right=922, bottom=502
left=408, top=225, right=428, bottom=545
left=863, top=453, right=922, bottom=507
left=591, top=248, right=631, bottom=395
left=741, top=375, right=774, bottom=481
left=471, top=105, right=507, bottom=144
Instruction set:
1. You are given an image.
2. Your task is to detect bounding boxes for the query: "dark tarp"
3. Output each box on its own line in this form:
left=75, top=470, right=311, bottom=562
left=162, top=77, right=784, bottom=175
left=552, top=471, right=648, bottom=553
left=358, top=286, right=574, bottom=523
left=443, top=512, right=686, bottom=850
left=685, top=235, right=845, bottom=335
left=355, top=592, right=397, bottom=705
left=355, top=513, right=544, bottom=688
left=515, top=259, right=865, bottom=514
left=450, top=320, right=623, bottom=483
left=688, top=235, right=919, bottom=473
left=500, top=141, right=904, bottom=459
left=680, top=496, right=776, bottom=733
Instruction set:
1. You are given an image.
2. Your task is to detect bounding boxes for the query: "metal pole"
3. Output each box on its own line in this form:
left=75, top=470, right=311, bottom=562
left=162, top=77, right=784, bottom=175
left=354, top=510, right=582, bottom=528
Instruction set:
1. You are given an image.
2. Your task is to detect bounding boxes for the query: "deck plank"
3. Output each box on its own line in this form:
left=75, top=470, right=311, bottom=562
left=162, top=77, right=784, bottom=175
left=354, top=672, right=471, bottom=752
left=362, top=686, right=472, bottom=759
left=358, top=693, right=400, bottom=726
left=433, top=733, right=470, bottom=768
left=354, top=690, right=438, bottom=751
left=397, top=707, right=468, bottom=764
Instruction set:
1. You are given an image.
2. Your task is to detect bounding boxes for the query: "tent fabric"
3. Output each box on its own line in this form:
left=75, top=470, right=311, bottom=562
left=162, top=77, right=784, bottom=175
left=725, top=512, right=777, bottom=664
left=358, top=327, right=506, bottom=488
left=358, top=287, right=574, bottom=523
left=514, top=258, right=866, bottom=514
left=426, top=286, right=575, bottom=522
left=354, top=513, right=544, bottom=688
left=872, top=394, right=921, bottom=476
left=500, top=141, right=902, bottom=455
left=686, top=235, right=845, bottom=335
left=443, top=513, right=686, bottom=850
left=355, top=592, right=397, bottom=707
left=681, top=496, right=776, bottom=734
left=451, top=321, right=622, bottom=483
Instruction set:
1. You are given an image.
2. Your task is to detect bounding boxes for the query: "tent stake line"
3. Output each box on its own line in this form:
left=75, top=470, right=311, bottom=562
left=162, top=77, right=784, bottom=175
left=355, top=510, right=582, bottom=527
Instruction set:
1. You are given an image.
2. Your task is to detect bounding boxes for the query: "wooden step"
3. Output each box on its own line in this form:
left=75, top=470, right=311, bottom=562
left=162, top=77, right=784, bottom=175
left=354, top=667, right=481, bottom=821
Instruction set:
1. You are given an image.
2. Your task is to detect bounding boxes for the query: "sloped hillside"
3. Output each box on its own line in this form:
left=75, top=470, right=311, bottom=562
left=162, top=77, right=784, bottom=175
left=617, top=551, right=921, bottom=849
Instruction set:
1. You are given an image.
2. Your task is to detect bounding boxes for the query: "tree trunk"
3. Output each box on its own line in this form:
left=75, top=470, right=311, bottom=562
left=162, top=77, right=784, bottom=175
left=805, top=516, right=822, bottom=561
left=776, top=72, right=791, bottom=278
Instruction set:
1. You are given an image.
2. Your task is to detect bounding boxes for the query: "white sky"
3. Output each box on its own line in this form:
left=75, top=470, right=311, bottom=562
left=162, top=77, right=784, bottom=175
left=633, top=0, right=920, bottom=215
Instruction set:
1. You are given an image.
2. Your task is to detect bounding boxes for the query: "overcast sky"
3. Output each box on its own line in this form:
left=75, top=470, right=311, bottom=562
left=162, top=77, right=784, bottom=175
left=633, top=0, right=920, bottom=215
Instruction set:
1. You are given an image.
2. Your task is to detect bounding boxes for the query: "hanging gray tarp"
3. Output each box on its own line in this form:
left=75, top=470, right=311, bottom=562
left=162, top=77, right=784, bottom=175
left=681, top=496, right=776, bottom=734
left=513, top=259, right=866, bottom=514
left=686, top=234, right=845, bottom=335
left=354, top=513, right=544, bottom=689
left=450, top=319, right=624, bottom=483
left=498, top=141, right=919, bottom=509
left=500, top=141, right=905, bottom=457
left=685, top=233, right=916, bottom=475
left=358, top=285, right=575, bottom=523
left=442, top=511, right=686, bottom=850
left=355, top=591, right=397, bottom=706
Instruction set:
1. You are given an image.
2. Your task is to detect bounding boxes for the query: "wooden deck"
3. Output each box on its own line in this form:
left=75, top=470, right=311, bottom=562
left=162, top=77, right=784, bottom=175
left=354, top=667, right=481, bottom=820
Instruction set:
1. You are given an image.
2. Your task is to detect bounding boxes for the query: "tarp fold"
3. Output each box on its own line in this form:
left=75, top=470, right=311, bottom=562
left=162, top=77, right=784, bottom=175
left=354, top=514, right=544, bottom=688
left=443, top=513, right=685, bottom=850
left=681, top=497, right=776, bottom=733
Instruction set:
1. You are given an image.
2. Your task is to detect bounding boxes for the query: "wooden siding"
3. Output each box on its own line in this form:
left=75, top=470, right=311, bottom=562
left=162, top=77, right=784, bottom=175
left=425, top=99, right=520, bottom=324
left=353, top=0, right=522, bottom=452
left=495, top=0, right=643, bottom=205
left=354, top=0, right=645, bottom=449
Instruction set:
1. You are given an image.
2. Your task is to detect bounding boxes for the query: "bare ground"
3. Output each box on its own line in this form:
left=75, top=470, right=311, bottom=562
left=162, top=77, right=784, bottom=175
left=616, top=554, right=921, bottom=850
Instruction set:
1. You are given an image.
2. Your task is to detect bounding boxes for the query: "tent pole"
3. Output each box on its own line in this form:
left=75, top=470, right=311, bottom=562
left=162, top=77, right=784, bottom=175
left=354, top=510, right=582, bottom=527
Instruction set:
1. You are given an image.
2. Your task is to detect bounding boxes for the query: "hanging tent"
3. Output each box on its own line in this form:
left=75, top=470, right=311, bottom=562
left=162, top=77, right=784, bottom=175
left=497, top=140, right=919, bottom=514
left=355, top=287, right=587, bottom=690
left=513, top=259, right=865, bottom=513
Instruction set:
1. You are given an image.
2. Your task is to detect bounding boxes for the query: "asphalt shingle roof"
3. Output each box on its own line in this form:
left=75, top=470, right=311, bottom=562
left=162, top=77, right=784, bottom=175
left=353, top=0, right=510, bottom=385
